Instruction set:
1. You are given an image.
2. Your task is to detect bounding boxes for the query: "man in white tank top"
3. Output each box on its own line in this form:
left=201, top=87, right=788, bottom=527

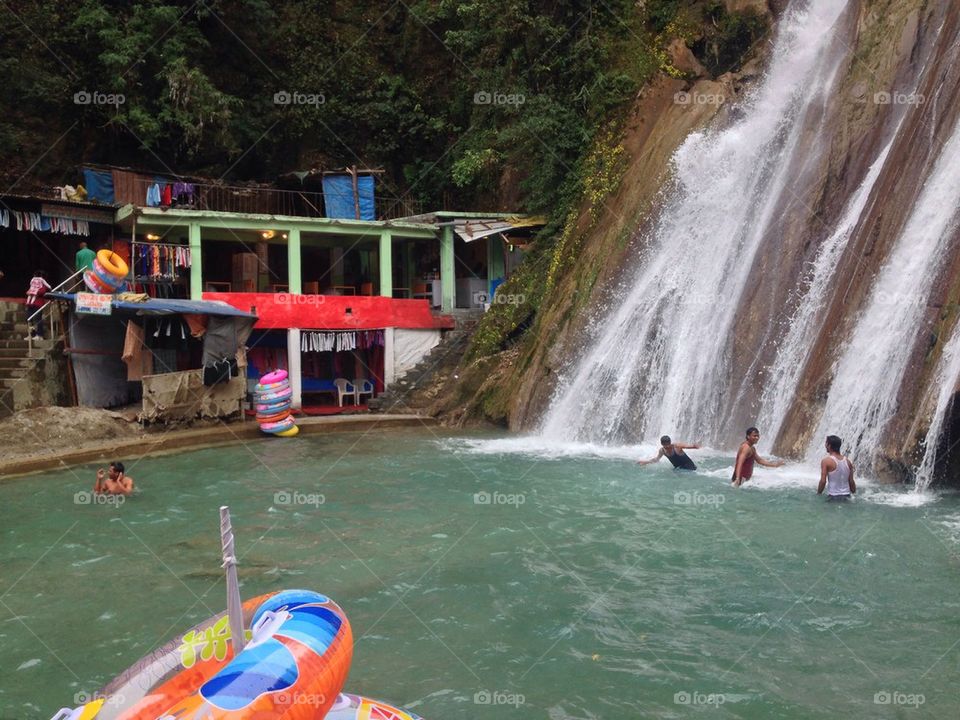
left=817, top=435, right=856, bottom=501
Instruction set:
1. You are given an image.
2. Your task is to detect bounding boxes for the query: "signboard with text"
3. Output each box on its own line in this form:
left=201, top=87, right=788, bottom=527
left=75, top=292, right=113, bottom=315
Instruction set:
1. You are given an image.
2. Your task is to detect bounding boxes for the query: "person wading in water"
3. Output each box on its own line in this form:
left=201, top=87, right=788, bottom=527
left=732, top=427, right=784, bottom=486
left=638, top=435, right=701, bottom=471
left=817, top=435, right=856, bottom=501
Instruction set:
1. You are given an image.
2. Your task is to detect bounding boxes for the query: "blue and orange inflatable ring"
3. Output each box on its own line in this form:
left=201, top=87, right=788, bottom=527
left=83, top=270, right=115, bottom=294
left=92, top=259, right=124, bottom=288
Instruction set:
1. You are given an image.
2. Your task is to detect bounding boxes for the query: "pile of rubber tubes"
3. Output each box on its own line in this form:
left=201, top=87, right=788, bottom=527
left=255, top=370, right=299, bottom=436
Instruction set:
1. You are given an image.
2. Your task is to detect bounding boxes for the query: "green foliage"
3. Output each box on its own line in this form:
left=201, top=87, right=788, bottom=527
left=3, top=0, right=762, bottom=219
left=451, top=148, right=502, bottom=188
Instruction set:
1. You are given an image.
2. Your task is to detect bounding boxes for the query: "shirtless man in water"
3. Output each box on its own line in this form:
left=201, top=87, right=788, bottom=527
left=94, top=461, right=135, bottom=496
left=638, top=435, right=701, bottom=471
left=732, top=427, right=784, bottom=486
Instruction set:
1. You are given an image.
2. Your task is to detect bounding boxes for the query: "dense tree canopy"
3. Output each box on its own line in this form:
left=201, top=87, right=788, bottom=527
left=1, top=0, right=763, bottom=214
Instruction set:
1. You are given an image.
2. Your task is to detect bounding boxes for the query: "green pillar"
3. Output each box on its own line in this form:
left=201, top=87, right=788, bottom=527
left=440, top=225, right=455, bottom=311
left=287, top=228, right=301, bottom=294
left=487, top=235, right=505, bottom=294
left=379, top=230, right=392, bottom=297
left=189, top=222, right=202, bottom=300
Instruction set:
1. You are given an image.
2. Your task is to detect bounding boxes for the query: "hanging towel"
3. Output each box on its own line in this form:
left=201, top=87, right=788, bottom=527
left=122, top=321, right=153, bottom=381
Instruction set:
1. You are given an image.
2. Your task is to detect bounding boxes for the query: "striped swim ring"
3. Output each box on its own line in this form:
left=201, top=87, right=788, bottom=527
left=257, top=410, right=291, bottom=424
left=258, top=388, right=292, bottom=403
left=260, top=369, right=288, bottom=385
left=256, top=402, right=291, bottom=415
left=92, top=259, right=124, bottom=289
left=254, top=380, right=289, bottom=394
left=261, top=416, right=296, bottom=434
left=83, top=269, right=114, bottom=294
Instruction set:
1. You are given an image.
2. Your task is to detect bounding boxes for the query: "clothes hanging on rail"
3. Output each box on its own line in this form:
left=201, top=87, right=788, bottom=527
left=133, top=243, right=191, bottom=280
left=2, top=210, right=90, bottom=236
left=300, top=330, right=384, bottom=353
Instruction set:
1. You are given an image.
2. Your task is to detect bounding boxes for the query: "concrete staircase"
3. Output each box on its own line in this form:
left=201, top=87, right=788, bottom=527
left=369, top=309, right=483, bottom=414
left=0, top=302, right=54, bottom=419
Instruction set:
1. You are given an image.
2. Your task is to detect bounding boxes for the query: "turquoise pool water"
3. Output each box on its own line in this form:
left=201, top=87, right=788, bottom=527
left=1, top=430, right=958, bottom=718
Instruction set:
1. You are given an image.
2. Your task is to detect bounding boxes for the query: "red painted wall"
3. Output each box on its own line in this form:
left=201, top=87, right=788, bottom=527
left=203, top=292, right=455, bottom=331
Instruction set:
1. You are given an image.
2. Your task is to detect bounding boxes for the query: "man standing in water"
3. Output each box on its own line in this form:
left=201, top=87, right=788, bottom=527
left=817, top=435, right=856, bottom=500
left=638, top=436, right=700, bottom=471
left=732, top=427, right=784, bottom=486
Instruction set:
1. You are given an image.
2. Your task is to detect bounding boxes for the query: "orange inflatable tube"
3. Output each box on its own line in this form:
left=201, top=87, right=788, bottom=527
left=86, top=590, right=352, bottom=720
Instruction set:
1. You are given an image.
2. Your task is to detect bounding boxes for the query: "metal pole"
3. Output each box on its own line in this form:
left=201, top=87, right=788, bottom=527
left=220, top=506, right=246, bottom=654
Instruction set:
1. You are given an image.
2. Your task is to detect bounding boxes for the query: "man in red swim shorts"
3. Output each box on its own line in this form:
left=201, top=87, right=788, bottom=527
left=732, top=427, right=784, bottom=487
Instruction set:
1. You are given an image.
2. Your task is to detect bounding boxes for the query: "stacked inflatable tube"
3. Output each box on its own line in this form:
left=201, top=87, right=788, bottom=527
left=255, top=370, right=299, bottom=436
left=84, top=249, right=128, bottom=294
left=52, top=589, right=426, bottom=720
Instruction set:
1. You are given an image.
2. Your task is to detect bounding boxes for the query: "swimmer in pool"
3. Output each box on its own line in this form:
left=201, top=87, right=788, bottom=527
left=817, top=435, right=856, bottom=500
left=94, top=461, right=135, bottom=496
left=637, top=435, right=700, bottom=471
left=731, top=427, right=784, bottom=487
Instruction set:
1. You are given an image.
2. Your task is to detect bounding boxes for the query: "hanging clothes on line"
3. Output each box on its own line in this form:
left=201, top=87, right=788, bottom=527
left=7, top=211, right=90, bottom=236
left=300, top=330, right=384, bottom=352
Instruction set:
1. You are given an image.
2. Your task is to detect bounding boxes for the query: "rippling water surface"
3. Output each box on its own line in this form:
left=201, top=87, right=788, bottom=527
left=1, top=430, right=958, bottom=718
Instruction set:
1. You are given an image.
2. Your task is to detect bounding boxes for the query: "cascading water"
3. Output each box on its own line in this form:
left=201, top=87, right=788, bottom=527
left=914, top=328, right=960, bottom=490
left=540, top=0, right=850, bottom=444
left=755, top=137, right=897, bottom=445
left=806, top=117, right=960, bottom=470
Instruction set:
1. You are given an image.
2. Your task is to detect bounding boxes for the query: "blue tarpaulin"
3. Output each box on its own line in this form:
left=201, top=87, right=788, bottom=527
left=82, top=168, right=115, bottom=204
left=322, top=174, right=375, bottom=220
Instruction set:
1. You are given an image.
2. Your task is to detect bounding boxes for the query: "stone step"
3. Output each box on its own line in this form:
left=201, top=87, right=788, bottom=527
left=0, top=367, right=29, bottom=379
left=0, top=357, right=29, bottom=368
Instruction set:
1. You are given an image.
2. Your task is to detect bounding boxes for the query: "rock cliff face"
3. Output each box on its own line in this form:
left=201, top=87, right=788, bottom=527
left=442, top=0, right=960, bottom=485
left=763, top=0, right=960, bottom=480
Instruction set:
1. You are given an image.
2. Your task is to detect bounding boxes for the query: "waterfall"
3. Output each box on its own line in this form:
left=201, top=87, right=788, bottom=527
left=914, top=328, right=960, bottom=491
left=540, top=0, right=850, bottom=443
left=806, top=116, right=960, bottom=470
left=755, top=138, right=897, bottom=445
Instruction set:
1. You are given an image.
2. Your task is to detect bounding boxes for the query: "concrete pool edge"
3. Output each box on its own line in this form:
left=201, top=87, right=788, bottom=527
left=0, top=414, right=438, bottom=479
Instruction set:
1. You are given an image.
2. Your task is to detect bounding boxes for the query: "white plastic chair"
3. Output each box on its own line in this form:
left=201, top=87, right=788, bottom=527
left=354, top=378, right=374, bottom=404
left=334, top=378, right=357, bottom=407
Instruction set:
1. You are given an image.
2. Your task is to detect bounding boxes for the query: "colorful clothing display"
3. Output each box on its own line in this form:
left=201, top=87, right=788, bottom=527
left=132, top=243, right=191, bottom=280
